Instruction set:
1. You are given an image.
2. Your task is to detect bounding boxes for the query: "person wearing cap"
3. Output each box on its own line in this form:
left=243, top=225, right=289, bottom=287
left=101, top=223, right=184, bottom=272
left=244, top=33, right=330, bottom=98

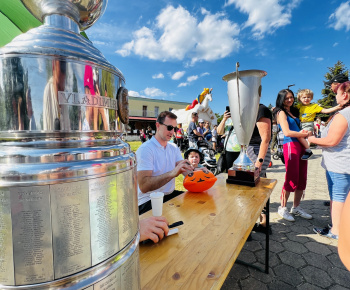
left=136, top=111, right=193, bottom=215
left=323, top=73, right=349, bottom=207
left=187, top=112, right=204, bottom=148
left=197, top=119, right=205, bottom=136
left=325, top=73, right=349, bottom=94
left=184, top=148, right=205, bottom=170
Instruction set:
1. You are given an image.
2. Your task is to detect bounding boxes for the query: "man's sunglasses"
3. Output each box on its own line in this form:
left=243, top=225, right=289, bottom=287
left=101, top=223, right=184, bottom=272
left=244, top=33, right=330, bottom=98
left=159, top=122, right=177, bottom=131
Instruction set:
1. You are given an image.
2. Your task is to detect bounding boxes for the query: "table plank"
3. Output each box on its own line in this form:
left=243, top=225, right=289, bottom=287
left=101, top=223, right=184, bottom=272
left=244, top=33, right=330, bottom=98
left=140, top=175, right=277, bottom=289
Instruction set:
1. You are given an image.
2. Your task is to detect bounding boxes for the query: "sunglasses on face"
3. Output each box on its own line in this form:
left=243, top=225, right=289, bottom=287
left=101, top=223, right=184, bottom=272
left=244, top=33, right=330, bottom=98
left=159, top=122, right=177, bottom=131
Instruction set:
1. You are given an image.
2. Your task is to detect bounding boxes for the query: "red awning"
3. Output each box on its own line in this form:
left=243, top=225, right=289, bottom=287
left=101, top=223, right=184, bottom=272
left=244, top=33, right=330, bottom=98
left=129, top=116, right=157, bottom=121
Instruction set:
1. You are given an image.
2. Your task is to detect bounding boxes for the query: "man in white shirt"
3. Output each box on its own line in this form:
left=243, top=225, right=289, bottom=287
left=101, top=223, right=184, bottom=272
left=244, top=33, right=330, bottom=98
left=136, top=111, right=193, bottom=214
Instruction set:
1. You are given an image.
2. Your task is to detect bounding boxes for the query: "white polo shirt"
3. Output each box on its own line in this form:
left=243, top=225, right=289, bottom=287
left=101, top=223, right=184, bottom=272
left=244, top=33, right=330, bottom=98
left=136, top=137, right=183, bottom=206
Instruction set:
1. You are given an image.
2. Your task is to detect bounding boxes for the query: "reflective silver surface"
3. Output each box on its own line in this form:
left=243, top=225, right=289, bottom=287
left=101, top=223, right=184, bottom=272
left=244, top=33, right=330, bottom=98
left=223, top=67, right=267, bottom=171
left=0, top=189, right=14, bottom=286
left=0, top=234, right=140, bottom=289
left=89, top=175, right=119, bottom=266
left=51, top=180, right=91, bottom=279
left=21, top=0, right=108, bottom=31
left=0, top=56, right=125, bottom=136
left=0, top=0, right=140, bottom=288
left=117, top=169, right=139, bottom=250
left=120, top=248, right=140, bottom=290
left=11, top=185, right=54, bottom=285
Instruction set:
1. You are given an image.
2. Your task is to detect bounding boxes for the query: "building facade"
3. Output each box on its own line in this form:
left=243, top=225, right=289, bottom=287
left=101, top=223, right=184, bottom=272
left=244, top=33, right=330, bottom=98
left=127, top=96, right=189, bottom=139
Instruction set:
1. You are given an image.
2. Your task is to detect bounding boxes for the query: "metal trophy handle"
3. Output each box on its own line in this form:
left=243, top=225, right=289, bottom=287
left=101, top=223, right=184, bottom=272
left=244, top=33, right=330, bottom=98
left=236, top=62, right=242, bottom=128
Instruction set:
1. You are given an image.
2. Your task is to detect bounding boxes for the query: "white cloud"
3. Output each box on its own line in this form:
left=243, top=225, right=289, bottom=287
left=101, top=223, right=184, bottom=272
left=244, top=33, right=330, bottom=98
left=302, top=45, right=312, bottom=50
left=128, top=90, right=148, bottom=98
left=116, top=40, right=134, bottom=57
left=142, top=87, right=167, bottom=97
left=225, top=0, right=301, bottom=38
left=89, top=22, right=130, bottom=44
left=187, top=75, right=198, bottom=82
left=329, top=2, right=350, bottom=31
left=333, top=42, right=339, bottom=47
left=116, top=5, right=240, bottom=63
left=152, top=73, right=164, bottom=79
left=177, top=71, right=208, bottom=87
left=302, top=56, right=324, bottom=62
left=128, top=90, right=140, bottom=97
left=92, top=40, right=109, bottom=46
left=171, top=71, right=186, bottom=80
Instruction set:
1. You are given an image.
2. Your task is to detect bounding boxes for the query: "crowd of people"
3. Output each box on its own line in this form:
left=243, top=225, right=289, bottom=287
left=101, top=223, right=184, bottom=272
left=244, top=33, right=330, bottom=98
left=137, top=73, right=350, bottom=244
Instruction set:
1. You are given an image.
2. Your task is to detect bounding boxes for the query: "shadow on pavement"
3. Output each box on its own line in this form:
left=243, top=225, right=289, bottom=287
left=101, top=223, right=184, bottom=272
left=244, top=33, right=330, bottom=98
left=222, top=199, right=350, bottom=290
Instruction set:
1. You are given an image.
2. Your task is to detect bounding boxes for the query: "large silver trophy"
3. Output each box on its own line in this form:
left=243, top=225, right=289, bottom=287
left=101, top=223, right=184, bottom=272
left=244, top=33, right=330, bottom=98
left=0, top=1, right=140, bottom=289
left=223, top=63, right=267, bottom=187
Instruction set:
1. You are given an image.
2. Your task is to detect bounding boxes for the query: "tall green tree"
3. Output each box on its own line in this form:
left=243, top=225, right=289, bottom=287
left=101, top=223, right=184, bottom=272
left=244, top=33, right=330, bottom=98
left=318, top=61, right=348, bottom=118
left=215, top=112, right=223, bottom=124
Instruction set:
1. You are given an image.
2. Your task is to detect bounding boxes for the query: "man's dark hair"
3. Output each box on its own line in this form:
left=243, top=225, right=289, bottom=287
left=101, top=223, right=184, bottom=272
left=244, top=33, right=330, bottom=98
left=191, top=112, right=198, bottom=118
left=157, top=111, right=177, bottom=123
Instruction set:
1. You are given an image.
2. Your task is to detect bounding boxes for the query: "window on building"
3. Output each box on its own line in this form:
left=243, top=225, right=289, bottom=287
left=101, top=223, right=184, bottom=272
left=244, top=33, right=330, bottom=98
left=169, top=108, right=173, bottom=112
left=154, top=106, right=159, bottom=117
left=143, top=106, right=147, bottom=117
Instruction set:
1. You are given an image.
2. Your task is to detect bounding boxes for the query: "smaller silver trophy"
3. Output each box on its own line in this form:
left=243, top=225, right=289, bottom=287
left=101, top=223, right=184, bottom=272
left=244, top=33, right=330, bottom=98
left=223, top=63, right=267, bottom=186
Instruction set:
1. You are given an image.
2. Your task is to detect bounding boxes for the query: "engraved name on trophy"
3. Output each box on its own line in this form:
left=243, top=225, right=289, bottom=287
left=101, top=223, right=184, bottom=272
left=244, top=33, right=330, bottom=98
left=0, top=0, right=140, bottom=288
left=223, top=63, right=267, bottom=186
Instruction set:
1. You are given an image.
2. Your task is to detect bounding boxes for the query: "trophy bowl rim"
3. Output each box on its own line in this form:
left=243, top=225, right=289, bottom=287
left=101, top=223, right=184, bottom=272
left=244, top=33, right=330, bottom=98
left=20, top=0, right=108, bottom=30
left=222, top=69, right=267, bottom=82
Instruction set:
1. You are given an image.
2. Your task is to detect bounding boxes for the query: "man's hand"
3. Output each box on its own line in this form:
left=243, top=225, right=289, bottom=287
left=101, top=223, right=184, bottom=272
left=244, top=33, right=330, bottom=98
left=139, top=216, right=169, bottom=243
left=173, top=160, right=194, bottom=177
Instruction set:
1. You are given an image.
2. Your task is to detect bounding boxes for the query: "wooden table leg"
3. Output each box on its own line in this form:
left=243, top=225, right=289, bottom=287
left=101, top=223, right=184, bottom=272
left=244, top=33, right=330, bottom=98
left=265, top=198, right=270, bottom=274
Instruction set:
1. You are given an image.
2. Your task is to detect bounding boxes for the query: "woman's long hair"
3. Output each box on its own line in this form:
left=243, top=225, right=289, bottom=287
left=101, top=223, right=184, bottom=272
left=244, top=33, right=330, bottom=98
left=273, top=89, right=300, bottom=120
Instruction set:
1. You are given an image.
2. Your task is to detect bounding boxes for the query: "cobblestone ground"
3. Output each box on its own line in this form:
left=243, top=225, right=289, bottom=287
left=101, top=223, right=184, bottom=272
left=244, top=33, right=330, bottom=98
left=222, top=149, right=350, bottom=290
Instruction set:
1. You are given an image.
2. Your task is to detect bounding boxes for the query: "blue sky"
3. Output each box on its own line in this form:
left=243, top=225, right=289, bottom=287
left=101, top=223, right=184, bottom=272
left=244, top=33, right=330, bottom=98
left=87, top=0, right=350, bottom=115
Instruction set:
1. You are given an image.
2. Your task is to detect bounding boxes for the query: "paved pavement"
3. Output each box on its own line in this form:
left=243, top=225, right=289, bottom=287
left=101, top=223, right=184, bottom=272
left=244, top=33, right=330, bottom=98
left=222, top=149, right=350, bottom=290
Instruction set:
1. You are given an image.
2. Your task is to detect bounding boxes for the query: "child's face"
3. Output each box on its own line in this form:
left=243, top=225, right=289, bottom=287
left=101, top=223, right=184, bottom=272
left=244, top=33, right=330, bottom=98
left=300, top=94, right=312, bottom=105
left=188, top=152, right=200, bottom=167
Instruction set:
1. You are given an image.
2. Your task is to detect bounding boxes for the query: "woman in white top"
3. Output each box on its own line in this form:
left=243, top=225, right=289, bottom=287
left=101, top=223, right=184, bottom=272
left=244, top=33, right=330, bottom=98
left=309, top=81, right=350, bottom=240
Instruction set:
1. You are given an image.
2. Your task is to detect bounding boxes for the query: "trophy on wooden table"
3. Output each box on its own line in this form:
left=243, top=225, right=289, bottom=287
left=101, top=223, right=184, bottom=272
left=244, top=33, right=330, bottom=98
left=222, top=62, right=267, bottom=187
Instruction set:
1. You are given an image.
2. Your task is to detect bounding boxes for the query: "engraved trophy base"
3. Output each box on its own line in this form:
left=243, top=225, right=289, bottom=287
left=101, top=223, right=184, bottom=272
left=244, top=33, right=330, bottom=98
left=226, top=168, right=260, bottom=187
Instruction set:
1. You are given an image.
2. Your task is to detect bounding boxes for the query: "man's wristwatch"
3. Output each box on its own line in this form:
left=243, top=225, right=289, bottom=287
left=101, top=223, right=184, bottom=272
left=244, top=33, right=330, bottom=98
left=258, top=158, right=264, bottom=163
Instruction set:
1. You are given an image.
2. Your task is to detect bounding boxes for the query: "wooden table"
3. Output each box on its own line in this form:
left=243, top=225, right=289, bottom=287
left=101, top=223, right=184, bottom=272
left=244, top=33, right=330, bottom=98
left=139, top=174, right=277, bottom=290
